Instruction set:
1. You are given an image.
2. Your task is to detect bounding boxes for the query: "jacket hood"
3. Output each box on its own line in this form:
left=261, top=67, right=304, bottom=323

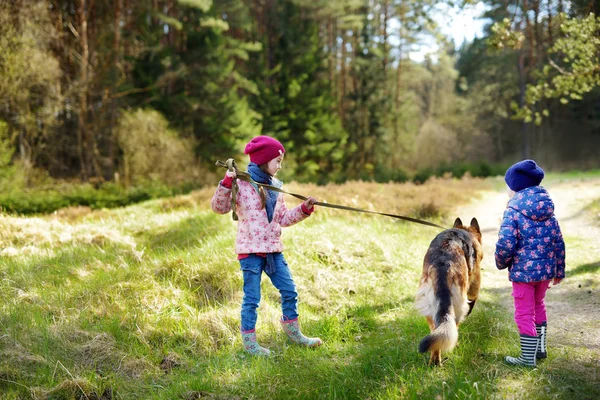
left=508, top=186, right=555, bottom=221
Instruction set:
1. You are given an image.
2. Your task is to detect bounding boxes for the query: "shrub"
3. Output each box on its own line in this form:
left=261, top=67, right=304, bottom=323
left=373, top=165, right=410, bottom=183
left=115, top=109, right=202, bottom=187
left=0, top=181, right=193, bottom=215
left=413, top=161, right=507, bottom=184
left=0, top=120, right=14, bottom=168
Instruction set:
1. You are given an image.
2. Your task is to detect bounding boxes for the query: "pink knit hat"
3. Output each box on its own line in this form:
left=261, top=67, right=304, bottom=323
left=244, top=135, right=285, bottom=165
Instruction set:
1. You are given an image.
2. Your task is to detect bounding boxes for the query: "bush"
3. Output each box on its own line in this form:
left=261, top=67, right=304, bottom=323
left=413, top=161, right=507, bottom=184
left=373, top=165, right=410, bottom=183
left=0, top=180, right=193, bottom=215
left=116, top=109, right=202, bottom=187
left=0, top=120, right=14, bottom=168
left=412, top=168, right=434, bottom=184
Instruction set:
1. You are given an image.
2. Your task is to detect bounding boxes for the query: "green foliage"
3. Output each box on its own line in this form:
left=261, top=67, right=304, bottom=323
left=2, top=0, right=598, bottom=193
left=0, top=120, right=14, bottom=168
left=178, top=0, right=213, bottom=12
left=156, top=13, right=183, bottom=30
left=520, top=13, right=600, bottom=124
left=115, top=109, right=201, bottom=186
left=373, top=165, right=411, bottom=184
left=457, top=36, right=522, bottom=161
left=411, top=50, right=496, bottom=170
left=0, top=1, right=61, bottom=165
left=487, top=18, right=525, bottom=50
left=413, top=161, right=508, bottom=184
left=0, top=158, right=201, bottom=215
left=248, top=0, right=347, bottom=183
left=0, top=181, right=184, bottom=215
left=488, top=12, right=600, bottom=125
left=130, top=0, right=261, bottom=166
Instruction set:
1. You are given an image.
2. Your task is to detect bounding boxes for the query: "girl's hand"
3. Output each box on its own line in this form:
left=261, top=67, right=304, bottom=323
left=552, top=277, right=563, bottom=286
left=225, top=170, right=236, bottom=179
left=303, top=196, right=317, bottom=210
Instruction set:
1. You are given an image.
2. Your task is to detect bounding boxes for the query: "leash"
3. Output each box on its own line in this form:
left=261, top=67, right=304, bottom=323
left=215, top=159, right=446, bottom=229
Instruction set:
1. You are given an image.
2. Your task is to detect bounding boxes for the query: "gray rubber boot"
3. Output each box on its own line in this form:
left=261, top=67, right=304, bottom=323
left=536, top=323, right=547, bottom=359
left=505, top=334, right=538, bottom=367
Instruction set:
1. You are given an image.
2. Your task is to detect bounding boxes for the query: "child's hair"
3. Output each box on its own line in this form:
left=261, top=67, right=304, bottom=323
left=257, top=164, right=268, bottom=209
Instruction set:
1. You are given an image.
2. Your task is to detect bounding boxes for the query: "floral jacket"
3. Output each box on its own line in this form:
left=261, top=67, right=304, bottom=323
left=495, top=186, right=566, bottom=283
left=211, top=179, right=309, bottom=254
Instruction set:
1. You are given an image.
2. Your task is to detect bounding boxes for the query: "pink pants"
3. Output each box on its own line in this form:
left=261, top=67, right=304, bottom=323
left=512, top=280, right=550, bottom=337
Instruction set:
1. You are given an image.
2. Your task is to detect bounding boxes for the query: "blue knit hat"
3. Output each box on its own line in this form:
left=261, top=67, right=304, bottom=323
left=505, top=159, right=545, bottom=192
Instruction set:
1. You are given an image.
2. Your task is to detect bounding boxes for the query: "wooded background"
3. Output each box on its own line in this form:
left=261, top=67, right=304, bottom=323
left=1, top=0, right=599, bottom=187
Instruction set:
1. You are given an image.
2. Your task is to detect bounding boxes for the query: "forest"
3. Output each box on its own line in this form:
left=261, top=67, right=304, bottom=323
left=1, top=2, right=600, bottom=398
left=1, top=0, right=599, bottom=192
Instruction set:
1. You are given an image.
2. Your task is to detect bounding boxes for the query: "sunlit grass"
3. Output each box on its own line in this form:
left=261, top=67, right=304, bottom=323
left=544, top=169, right=600, bottom=183
left=0, top=176, right=598, bottom=399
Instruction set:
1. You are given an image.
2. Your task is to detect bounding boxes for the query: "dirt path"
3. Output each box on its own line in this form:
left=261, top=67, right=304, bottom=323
left=454, top=178, right=600, bottom=358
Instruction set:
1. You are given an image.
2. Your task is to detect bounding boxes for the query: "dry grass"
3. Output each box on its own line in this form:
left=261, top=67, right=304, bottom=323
left=2, top=175, right=597, bottom=399
left=284, top=176, right=491, bottom=222
left=184, top=175, right=491, bottom=224
left=0, top=214, right=137, bottom=254
left=51, top=206, right=94, bottom=222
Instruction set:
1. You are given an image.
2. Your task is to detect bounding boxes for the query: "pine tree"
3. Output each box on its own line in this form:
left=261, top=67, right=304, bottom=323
left=247, top=0, right=347, bottom=182
left=129, top=0, right=262, bottom=165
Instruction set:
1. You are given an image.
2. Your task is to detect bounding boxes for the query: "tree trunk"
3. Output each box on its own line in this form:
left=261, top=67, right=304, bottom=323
left=395, top=41, right=403, bottom=111
left=523, top=0, right=535, bottom=67
left=77, top=0, right=90, bottom=181
left=339, top=32, right=346, bottom=120
left=395, top=7, right=407, bottom=113
left=108, top=0, right=122, bottom=180
left=547, top=0, right=553, bottom=44
left=381, top=0, right=389, bottom=73
left=533, top=0, right=542, bottom=66
left=265, top=0, right=277, bottom=87
left=123, top=0, right=132, bottom=60
left=518, top=51, right=529, bottom=159
left=328, top=16, right=335, bottom=95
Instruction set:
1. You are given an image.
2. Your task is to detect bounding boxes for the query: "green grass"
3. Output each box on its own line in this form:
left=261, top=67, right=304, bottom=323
left=0, top=177, right=599, bottom=399
left=585, top=198, right=600, bottom=227
left=544, top=169, right=600, bottom=183
left=486, top=168, right=600, bottom=192
left=0, top=179, right=201, bottom=215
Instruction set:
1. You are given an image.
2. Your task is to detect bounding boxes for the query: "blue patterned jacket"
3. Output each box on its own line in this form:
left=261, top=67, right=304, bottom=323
left=495, top=186, right=566, bottom=283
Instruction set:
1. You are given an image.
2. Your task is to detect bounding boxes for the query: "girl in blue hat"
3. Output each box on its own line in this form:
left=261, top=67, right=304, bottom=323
left=495, top=159, right=566, bottom=367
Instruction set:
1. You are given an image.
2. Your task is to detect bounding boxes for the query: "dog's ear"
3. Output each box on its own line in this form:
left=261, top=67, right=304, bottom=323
left=453, top=217, right=463, bottom=228
left=470, top=218, right=481, bottom=234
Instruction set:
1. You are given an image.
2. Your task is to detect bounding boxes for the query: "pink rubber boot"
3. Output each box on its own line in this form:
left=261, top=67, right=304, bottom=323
left=241, top=329, right=271, bottom=356
left=281, top=318, right=322, bottom=347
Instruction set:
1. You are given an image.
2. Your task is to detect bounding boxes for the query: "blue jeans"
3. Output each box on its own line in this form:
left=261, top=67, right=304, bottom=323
left=239, top=253, right=299, bottom=331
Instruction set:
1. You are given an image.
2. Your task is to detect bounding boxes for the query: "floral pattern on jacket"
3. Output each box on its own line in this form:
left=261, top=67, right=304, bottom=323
left=495, top=186, right=566, bottom=283
left=211, top=180, right=309, bottom=254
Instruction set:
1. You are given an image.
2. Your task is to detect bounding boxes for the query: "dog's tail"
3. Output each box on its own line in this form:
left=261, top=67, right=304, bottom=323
left=418, top=313, right=458, bottom=355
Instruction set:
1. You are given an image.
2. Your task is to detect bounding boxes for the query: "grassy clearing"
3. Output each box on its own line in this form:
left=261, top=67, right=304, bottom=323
left=0, top=176, right=599, bottom=399
left=544, top=169, right=600, bottom=184
left=586, top=199, right=600, bottom=225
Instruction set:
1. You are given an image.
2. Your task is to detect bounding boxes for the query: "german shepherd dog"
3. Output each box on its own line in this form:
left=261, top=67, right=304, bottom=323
left=415, top=217, right=482, bottom=365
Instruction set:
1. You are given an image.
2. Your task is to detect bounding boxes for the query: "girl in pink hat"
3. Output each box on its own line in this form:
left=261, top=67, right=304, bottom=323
left=211, top=135, right=322, bottom=356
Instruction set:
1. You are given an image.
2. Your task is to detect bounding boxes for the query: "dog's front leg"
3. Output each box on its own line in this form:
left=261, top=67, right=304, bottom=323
left=466, top=277, right=480, bottom=317
left=467, top=298, right=477, bottom=316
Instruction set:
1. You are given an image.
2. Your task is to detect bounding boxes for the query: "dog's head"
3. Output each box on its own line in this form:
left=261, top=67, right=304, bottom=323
left=453, top=218, right=481, bottom=245
left=452, top=217, right=483, bottom=267
left=452, top=217, right=482, bottom=245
